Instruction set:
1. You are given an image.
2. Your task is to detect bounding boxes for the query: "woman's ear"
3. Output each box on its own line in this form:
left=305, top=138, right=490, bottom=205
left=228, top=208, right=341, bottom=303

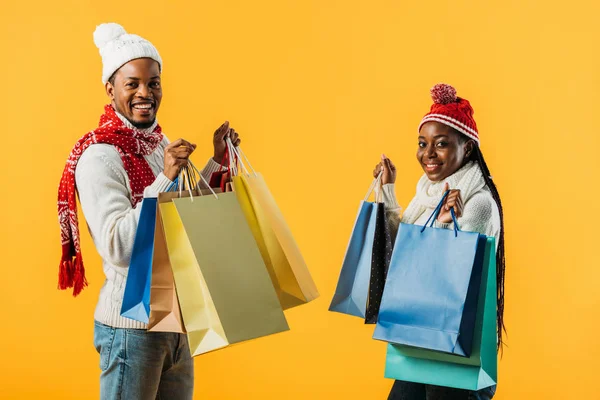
left=464, top=139, right=475, bottom=159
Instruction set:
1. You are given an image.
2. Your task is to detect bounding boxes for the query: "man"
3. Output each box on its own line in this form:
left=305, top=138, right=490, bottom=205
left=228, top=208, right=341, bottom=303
left=57, top=23, right=240, bottom=399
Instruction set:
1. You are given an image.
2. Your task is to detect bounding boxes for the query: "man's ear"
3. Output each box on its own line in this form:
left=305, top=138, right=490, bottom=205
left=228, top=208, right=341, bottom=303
left=105, top=80, right=115, bottom=101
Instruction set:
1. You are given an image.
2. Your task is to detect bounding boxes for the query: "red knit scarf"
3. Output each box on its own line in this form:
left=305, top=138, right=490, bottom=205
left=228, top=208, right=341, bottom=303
left=58, top=105, right=164, bottom=296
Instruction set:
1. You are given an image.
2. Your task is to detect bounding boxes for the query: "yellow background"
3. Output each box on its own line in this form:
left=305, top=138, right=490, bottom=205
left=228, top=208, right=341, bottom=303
left=0, top=0, right=598, bottom=399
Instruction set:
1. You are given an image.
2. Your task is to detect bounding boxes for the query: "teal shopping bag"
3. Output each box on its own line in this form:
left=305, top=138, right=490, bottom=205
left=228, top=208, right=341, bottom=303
left=383, top=237, right=497, bottom=391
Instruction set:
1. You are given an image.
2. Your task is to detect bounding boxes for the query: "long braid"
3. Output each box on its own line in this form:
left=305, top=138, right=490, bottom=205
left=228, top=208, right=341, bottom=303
left=472, top=146, right=506, bottom=351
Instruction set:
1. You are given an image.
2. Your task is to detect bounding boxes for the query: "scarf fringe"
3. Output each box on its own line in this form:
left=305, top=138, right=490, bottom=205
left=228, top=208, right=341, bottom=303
left=58, top=253, right=88, bottom=297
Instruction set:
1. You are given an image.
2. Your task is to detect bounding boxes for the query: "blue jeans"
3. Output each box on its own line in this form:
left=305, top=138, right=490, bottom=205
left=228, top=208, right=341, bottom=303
left=388, top=381, right=496, bottom=400
left=93, top=321, right=194, bottom=400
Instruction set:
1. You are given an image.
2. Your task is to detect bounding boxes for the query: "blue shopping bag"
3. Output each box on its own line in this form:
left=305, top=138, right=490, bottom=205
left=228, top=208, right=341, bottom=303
left=329, top=176, right=382, bottom=318
left=384, top=237, right=497, bottom=391
left=120, top=197, right=158, bottom=323
left=373, top=191, right=486, bottom=357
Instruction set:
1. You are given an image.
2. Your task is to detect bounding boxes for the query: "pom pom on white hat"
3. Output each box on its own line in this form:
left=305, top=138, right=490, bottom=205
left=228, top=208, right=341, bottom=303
left=93, top=23, right=162, bottom=84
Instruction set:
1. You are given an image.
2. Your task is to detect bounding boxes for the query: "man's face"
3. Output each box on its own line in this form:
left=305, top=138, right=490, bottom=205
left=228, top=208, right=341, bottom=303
left=105, top=58, right=162, bottom=129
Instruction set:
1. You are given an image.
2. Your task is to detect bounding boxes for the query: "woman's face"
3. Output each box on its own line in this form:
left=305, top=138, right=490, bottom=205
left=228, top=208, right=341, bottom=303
left=416, top=121, right=474, bottom=182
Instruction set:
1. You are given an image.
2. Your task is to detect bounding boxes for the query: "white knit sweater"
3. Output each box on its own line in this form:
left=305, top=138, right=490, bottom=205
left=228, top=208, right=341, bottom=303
left=75, top=113, right=225, bottom=329
left=379, top=161, right=501, bottom=247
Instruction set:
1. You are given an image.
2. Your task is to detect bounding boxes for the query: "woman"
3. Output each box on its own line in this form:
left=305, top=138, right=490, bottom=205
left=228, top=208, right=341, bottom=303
left=374, top=84, right=505, bottom=400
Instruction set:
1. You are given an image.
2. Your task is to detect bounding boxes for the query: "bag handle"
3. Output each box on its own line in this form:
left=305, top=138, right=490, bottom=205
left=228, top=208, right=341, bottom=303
left=165, top=173, right=192, bottom=193
left=180, top=167, right=195, bottom=199
left=187, top=161, right=219, bottom=200
left=364, top=171, right=383, bottom=202
left=214, top=139, right=239, bottom=177
left=227, top=138, right=253, bottom=176
left=226, top=138, right=249, bottom=176
left=227, top=140, right=257, bottom=177
left=164, top=162, right=219, bottom=200
left=166, top=176, right=179, bottom=192
left=163, top=169, right=193, bottom=198
left=227, top=141, right=239, bottom=176
left=420, top=190, right=460, bottom=237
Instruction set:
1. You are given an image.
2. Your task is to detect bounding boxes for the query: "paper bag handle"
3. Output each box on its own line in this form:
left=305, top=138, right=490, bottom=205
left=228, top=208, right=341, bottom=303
left=364, top=171, right=383, bottom=202
left=421, top=190, right=460, bottom=236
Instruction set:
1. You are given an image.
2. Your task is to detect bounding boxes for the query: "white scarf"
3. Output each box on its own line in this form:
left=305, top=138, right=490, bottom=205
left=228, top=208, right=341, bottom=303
left=401, top=161, right=486, bottom=224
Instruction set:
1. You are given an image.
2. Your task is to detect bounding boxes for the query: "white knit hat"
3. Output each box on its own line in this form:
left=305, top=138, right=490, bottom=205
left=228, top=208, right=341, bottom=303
left=93, top=23, right=163, bottom=84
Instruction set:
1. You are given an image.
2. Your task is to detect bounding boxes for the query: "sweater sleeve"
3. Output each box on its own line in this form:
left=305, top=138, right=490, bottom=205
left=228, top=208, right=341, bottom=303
left=142, top=136, right=173, bottom=197
left=143, top=172, right=173, bottom=198
left=437, top=191, right=500, bottom=241
left=75, top=144, right=160, bottom=269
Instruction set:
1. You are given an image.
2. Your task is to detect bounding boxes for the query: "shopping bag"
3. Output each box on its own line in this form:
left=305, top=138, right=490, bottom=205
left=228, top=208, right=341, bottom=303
left=230, top=143, right=319, bottom=308
left=159, top=189, right=228, bottom=353
left=364, top=201, right=395, bottom=324
left=231, top=176, right=283, bottom=301
left=171, top=191, right=289, bottom=346
left=147, top=203, right=186, bottom=333
left=159, top=168, right=289, bottom=356
left=373, top=191, right=486, bottom=357
left=329, top=175, right=381, bottom=318
left=120, top=198, right=156, bottom=323
left=384, top=237, right=497, bottom=391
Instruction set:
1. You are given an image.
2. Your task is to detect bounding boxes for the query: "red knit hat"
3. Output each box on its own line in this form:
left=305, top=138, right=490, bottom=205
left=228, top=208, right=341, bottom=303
left=418, top=83, right=479, bottom=144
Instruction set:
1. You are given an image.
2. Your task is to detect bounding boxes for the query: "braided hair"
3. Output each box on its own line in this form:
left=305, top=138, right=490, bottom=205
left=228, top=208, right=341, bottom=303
left=474, top=147, right=506, bottom=351
left=459, top=135, right=506, bottom=351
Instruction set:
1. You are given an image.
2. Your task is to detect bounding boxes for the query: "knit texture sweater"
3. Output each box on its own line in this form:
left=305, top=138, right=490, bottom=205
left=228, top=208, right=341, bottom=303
left=379, top=161, right=501, bottom=247
left=75, top=113, right=225, bottom=329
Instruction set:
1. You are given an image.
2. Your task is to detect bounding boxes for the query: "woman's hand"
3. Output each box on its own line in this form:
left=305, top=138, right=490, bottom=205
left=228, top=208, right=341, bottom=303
left=373, top=154, right=397, bottom=185
left=437, top=182, right=464, bottom=223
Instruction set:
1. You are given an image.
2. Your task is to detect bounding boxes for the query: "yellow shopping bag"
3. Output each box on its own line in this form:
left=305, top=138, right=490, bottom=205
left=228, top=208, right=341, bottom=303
left=230, top=143, right=319, bottom=308
left=158, top=190, right=228, bottom=354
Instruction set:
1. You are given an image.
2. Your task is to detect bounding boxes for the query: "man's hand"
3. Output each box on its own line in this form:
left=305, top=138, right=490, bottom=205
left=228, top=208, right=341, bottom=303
left=213, top=121, right=241, bottom=165
left=163, top=138, right=196, bottom=181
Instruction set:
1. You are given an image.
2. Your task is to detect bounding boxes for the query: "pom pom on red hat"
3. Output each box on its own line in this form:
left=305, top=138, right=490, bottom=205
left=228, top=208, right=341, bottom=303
left=430, top=83, right=458, bottom=104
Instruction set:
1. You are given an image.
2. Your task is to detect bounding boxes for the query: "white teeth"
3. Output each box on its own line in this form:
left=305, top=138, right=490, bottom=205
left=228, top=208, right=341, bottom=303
left=133, top=104, right=152, bottom=109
